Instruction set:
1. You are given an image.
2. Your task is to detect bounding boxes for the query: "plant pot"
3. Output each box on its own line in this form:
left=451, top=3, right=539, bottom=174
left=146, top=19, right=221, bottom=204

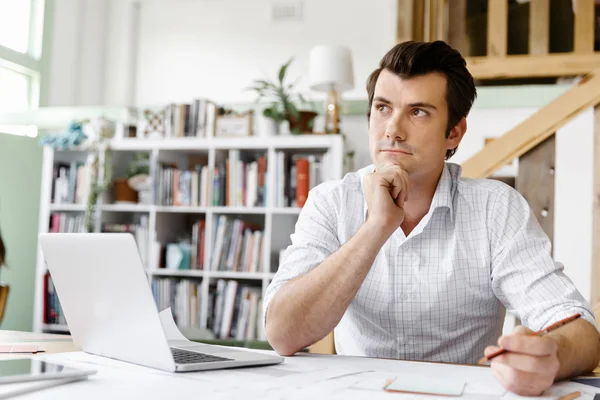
left=113, top=178, right=138, bottom=204
left=287, top=111, right=318, bottom=134
left=257, top=114, right=279, bottom=136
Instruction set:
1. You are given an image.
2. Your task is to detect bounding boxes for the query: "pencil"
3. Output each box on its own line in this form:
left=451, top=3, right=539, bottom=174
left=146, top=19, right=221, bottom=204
left=478, top=313, right=581, bottom=365
left=557, top=391, right=581, bottom=400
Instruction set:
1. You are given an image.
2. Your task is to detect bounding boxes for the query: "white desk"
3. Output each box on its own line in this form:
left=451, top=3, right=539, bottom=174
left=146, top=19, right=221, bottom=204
left=0, top=331, right=598, bottom=399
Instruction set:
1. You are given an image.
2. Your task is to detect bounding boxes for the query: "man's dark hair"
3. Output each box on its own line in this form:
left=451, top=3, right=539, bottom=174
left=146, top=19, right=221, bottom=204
left=366, top=40, right=476, bottom=159
left=0, top=230, right=5, bottom=266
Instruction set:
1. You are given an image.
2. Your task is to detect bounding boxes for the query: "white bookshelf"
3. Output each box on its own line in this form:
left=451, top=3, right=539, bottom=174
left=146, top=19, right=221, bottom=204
left=33, top=134, right=344, bottom=341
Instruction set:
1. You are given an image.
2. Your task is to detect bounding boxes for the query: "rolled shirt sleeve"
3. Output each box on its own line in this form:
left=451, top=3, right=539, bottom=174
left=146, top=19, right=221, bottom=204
left=263, top=184, right=341, bottom=329
left=489, top=186, right=598, bottom=332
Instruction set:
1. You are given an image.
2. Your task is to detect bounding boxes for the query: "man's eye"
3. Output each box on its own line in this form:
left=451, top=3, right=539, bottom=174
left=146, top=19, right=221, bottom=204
left=412, top=109, right=427, bottom=117
left=376, top=104, right=388, bottom=112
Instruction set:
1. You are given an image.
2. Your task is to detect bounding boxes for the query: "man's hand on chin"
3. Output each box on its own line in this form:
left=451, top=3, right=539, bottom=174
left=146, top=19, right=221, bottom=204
left=484, top=326, right=560, bottom=396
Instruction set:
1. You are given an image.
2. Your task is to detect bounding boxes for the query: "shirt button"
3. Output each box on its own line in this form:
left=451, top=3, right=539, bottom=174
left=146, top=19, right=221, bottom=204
left=400, top=293, right=410, bottom=301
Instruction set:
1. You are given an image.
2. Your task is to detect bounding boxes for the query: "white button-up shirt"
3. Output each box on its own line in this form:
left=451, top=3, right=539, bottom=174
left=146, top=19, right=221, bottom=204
left=264, top=163, right=597, bottom=364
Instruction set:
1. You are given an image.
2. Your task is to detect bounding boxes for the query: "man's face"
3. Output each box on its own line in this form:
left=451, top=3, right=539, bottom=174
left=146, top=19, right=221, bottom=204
left=368, top=69, right=465, bottom=177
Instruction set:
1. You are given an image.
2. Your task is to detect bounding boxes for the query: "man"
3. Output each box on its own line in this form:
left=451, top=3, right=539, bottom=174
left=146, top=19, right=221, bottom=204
left=263, top=41, right=600, bottom=396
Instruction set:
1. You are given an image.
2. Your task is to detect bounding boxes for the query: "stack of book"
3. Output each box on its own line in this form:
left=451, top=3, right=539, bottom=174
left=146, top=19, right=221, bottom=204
left=157, top=220, right=206, bottom=270
left=161, top=100, right=218, bottom=138
left=43, top=272, right=66, bottom=326
left=208, top=280, right=264, bottom=340
left=274, top=152, right=327, bottom=208
left=213, top=151, right=267, bottom=207
left=49, top=213, right=85, bottom=233
left=151, top=278, right=203, bottom=329
left=210, top=216, right=263, bottom=272
left=156, top=164, right=210, bottom=207
left=51, top=161, right=91, bottom=205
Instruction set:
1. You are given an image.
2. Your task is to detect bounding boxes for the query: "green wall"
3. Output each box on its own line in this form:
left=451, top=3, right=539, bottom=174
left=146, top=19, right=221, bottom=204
left=0, top=133, right=42, bottom=331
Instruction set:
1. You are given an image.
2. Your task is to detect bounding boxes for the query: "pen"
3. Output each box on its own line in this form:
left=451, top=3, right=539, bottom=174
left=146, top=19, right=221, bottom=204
left=478, top=313, right=582, bottom=365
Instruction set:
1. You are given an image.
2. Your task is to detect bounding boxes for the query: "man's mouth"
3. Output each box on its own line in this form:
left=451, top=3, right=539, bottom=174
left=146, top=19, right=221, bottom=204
left=380, top=149, right=412, bottom=155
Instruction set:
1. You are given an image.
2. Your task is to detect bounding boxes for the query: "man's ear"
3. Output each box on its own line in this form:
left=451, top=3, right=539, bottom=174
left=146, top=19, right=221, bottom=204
left=446, top=117, right=467, bottom=151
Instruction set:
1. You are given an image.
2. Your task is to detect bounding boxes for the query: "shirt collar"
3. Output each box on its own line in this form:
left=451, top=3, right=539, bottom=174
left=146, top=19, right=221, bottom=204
left=359, top=162, right=459, bottom=222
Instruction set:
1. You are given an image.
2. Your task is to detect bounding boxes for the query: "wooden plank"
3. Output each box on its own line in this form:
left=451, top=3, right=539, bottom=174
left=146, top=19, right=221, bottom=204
left=309, top=331, right=335, bottom=354
left=448, top=0, right=467, bottom=54
left=396, top=0, right=414, bottom=43
left=516, top=136, right=556, bottom=247
left=429, top=0, right=439, bottom=41
left=575, top=0, right=595, bottom=54
left=529, top=0, right=549, bottom=55
left=466, top=53, right=600, bottom=80
left=462, top=67, right=600, bottom=178
left=413, top=0, right=425, bottom=41
left=592, top=106, right=600, bottom=308
left=487, top=0, right=508, bottom=57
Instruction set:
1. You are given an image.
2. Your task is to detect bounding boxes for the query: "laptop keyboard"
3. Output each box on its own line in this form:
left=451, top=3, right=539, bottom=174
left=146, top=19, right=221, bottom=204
left=171, top=348, right=233, bottom=364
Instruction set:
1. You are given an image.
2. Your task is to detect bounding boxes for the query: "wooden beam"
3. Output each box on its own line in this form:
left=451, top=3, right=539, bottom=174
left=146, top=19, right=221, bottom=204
left=575, top=0, right=595, bottom=54
left=448, top=0, right=468, bottom=55
left=462, top=68, right=600, bottom=178
left=396, top=0, right=414, bottom=43
left=592, top=105, right=600, bottom=308
left=516, top=136, right=556, bottom=247
left=487, top=0, right=508, bottom=57
left=413, top=0, right=425, bottom=42
left=466, top=53, right=600, bottom=80
left=529, top=0, right=549, bottom=55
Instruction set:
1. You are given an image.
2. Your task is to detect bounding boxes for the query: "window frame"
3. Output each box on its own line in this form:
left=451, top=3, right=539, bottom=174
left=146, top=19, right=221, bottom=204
left=0, top=0, right=48, bottom=111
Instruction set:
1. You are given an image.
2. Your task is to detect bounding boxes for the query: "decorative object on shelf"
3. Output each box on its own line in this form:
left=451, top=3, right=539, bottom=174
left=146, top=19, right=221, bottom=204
left=308, top=45, right=355, bottom=134
left=39, top=121, right=88, bottom=149
left=248, top=58, right=317, bottom=135
left=216, top=110, right=253, bottom=137
left=140, top=107, right=167, bottom=139
left=84, top=118, right=115, bottom=232
left=127, top=152, right=152, bottom=204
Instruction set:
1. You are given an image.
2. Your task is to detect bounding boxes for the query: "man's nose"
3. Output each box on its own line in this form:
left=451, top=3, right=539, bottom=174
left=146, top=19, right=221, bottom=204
left=385, top=115, right=406, bottom=141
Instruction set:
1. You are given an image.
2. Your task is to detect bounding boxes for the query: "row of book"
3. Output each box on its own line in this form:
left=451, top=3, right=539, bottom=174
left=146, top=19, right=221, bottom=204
left=160, top=100, right=218, bottom=138
left=211, top=216, right=263, bottom=272
left=274, top=152, right=326, bottom=208
left=151, top=278, right=203, bottom=329
left=52, top=162, right=91, bottom=205
left=102, top=217, right=149, bottom=267
left=50, top=213, right=86, bottom=233
left=157, top=220, right=206, bottom=271
left=214, top=151, right=267, bottom=207
left=43, top=272, right=66, bottom=326
left=208, top=280, right=264, bottom=340
left=156, top=164, right=210, bottom=207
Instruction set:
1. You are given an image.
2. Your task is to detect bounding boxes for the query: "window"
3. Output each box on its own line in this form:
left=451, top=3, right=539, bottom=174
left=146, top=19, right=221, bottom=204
left=0, top=0, right=45, bottom=136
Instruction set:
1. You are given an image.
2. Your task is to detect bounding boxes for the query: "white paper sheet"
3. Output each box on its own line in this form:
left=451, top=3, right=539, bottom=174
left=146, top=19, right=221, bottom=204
left=158, top=308, right=188, bottom=341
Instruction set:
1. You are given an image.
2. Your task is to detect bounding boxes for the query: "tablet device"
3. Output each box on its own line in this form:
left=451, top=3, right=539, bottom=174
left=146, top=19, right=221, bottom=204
left=0, top=359, right=95, bottom=384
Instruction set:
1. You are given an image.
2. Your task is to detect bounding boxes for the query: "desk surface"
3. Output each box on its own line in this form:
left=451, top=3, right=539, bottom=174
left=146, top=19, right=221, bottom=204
left=0, top=330, right=598, bottom=399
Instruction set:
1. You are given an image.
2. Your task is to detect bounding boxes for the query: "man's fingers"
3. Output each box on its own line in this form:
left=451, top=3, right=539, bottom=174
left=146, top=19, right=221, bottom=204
left=491, top=352, right=559, bottom=375
left=491, top=362, right=549, bottom=396
left=513, top=325, right=534, bottom=335
left=498, top=334, right=557, bottom=357
left=484, top=345, right=500, bottom=358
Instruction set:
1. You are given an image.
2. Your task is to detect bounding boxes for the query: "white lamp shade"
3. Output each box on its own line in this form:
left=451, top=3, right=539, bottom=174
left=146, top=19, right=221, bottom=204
left=308, top=45, right=354, bottom=93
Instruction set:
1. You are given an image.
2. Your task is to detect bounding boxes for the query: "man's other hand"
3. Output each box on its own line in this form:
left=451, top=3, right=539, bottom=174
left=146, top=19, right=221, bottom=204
left=485, top=326, right=560, bottom=396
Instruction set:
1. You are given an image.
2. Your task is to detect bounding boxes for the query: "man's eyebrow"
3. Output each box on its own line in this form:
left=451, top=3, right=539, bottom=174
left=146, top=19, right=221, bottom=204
left=373, top=96, right=392, bottom=104
left=407, top=102, right=437, bottom=110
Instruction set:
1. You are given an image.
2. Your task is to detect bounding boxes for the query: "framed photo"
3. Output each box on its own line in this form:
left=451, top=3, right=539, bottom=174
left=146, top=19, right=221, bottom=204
left=215, top=111, right=253, bottom=137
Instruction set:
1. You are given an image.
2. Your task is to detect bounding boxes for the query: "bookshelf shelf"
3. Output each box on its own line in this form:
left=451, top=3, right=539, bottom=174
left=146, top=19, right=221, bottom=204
left=42, top=324, right=69, bottom=333
left=208, top=271, right=265, bottom=280
left=49, top=204, right=86, bottom=212
left=154, top=206, right=207, bottom=214
left=271, top=207, right=302, bottom=215
left=100, top=204, right=153, bottom=213
left=151, top=269, right=204, bottom=278
left=211, top=206, right=267, bottom=215
left=33, top=114, right=344, bottom=346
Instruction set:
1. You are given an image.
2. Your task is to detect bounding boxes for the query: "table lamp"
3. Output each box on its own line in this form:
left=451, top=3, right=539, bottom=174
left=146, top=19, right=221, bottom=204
left=308, top=45, right=354, bottom=133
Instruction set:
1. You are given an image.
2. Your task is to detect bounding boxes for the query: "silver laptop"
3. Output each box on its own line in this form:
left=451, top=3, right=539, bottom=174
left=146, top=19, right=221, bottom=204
left=38, top=233, right=283, bottom=372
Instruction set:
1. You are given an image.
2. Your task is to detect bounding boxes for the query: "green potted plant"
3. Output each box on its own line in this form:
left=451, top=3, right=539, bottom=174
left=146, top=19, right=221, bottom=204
left=249, top=58, right=317, bottom=135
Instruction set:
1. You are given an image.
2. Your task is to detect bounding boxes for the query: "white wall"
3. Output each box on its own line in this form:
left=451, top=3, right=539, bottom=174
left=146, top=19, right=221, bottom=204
left=132, top=0, right=396, bottom=106
left=46, top=0, right=108, bottom=106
